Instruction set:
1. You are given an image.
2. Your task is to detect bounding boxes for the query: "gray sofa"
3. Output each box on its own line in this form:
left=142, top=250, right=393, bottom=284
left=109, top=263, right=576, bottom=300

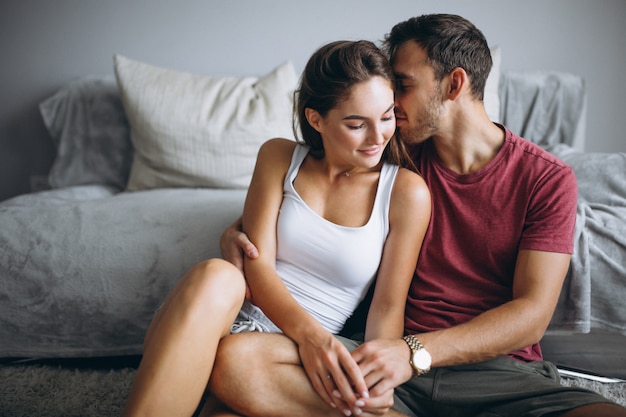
left=0, top=58, right=624, bottom=359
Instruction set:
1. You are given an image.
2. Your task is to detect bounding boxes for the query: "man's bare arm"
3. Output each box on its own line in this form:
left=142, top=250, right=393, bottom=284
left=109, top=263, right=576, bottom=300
left=353, top=250, right=571, bottom=398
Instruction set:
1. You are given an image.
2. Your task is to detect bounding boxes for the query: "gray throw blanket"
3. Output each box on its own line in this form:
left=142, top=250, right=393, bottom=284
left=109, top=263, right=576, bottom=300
left=502, top=71, right=625, bottom=335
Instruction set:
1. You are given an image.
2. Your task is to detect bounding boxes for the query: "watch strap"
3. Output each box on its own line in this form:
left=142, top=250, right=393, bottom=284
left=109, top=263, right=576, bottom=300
left=402, top=334, right=430, bottom=376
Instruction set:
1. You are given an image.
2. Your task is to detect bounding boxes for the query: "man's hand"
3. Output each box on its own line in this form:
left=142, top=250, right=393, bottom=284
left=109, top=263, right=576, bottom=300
left=351, top=338, right=414, bottom=399
left=220, top=217, right=259, bottom=271
left=328, top=338, right=413, bottom=416
left=220, top=217, right=259, bottom=301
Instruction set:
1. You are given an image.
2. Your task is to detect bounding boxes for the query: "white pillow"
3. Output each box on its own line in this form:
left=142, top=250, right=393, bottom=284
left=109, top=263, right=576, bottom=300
left=484, top=45, right=502, bottom=123
left=114, top=55, right=298, bottom=190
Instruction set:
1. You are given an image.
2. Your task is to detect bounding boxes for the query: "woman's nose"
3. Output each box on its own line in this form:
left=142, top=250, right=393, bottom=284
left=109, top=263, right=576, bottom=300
left=368, top=124, right=386, bottom=145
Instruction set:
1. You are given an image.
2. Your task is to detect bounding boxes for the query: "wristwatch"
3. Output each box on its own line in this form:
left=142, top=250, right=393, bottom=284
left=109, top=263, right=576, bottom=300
left=402, top=334, right=432, bottom=376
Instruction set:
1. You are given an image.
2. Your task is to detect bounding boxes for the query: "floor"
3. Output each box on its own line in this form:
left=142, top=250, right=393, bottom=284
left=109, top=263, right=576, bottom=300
left=540, top=329, right=626, bottom=379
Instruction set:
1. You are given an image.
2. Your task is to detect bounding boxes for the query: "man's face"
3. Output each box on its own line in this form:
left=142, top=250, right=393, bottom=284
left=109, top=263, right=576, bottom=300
left=392, top=40, right=445, bottom=145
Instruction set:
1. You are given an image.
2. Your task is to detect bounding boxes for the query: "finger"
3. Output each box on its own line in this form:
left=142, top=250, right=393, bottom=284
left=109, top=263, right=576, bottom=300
left=329, top=355, right=368, bottom=415
left=339, top=350, right=369, bottom=400
left=309, top=372, right=335, bottom=409
left=362, top=370, right=391, bottom=399
left=358, top=388, right=395, bottom=416
left=322, top=372, right=356, bottom=416
left=301, top=362, right=337, bottom=410
left=237, top=234, right=259, bottom=258
left=355, top=353, right=385, bottom=393
left=319, top=366, right=354, bottom=414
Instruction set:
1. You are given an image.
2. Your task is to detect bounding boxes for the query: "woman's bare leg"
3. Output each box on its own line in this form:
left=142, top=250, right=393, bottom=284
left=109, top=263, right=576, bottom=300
left=210, top=333, right=406, bottom=417
left=122, top=258, right=246, bottom=417
left=196, top=395, right=242, bottom=417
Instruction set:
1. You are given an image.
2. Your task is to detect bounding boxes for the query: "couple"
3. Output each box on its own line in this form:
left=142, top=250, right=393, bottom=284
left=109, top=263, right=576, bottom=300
left=123, top=14, right=626, bottom=417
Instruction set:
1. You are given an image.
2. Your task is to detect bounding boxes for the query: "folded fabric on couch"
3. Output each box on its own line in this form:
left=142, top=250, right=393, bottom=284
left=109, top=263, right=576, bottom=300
left=546, top=144, right=626, bottom=335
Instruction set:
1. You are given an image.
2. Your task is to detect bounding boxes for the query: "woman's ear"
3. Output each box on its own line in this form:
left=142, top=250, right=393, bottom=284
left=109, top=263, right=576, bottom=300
left=305, top=108, right=323, bottom=132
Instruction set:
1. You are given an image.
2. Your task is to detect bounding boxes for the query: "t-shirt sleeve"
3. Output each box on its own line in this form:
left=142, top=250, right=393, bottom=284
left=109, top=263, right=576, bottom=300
left=519, top=164, right=578, bottom=254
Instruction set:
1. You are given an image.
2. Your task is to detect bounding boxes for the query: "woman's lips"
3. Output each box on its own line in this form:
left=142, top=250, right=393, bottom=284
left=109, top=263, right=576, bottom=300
left=359, top=146, right=382, bottom=156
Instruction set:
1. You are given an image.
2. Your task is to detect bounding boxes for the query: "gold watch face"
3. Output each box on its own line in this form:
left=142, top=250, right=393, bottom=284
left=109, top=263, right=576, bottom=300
left=412, top=347, right=432, bottom=371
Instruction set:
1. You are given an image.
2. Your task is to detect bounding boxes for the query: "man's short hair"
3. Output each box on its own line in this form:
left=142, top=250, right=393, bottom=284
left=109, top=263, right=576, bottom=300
left=383, top=14, right=493, bottom=100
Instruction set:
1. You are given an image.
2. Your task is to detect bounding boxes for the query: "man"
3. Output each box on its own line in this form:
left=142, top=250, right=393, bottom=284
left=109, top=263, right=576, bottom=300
left=212, top=13, right=626, bottom=417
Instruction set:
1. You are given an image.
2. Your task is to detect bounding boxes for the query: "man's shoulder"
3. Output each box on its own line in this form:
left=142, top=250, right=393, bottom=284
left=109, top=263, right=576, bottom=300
left=505, top=128, right=572, bottom=171
left=503, top=129, right=577, bottom=198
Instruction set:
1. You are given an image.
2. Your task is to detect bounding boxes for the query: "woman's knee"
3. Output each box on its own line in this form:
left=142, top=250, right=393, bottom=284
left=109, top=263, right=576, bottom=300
left=157, top=258, right=246, bottom=325
left=183, top=258, right=246, bottom=303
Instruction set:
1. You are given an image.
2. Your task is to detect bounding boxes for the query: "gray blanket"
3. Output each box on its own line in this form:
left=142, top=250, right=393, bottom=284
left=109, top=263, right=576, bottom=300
left=0, top=186, right=246, bottom=357
left=547, top=145, right=626, bottom=334
left=500, top=71, right=587, bottom=151
left=501, top=71, right=626, bottom=335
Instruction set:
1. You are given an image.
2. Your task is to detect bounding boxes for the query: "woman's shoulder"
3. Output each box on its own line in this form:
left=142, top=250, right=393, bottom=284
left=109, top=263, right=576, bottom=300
left=257, top=138, right=299, bottom=164
left=259, top=137, right=298, bottom=153
left=395, top=167, right=428, bottom=189
left=391, top=167, right=431, bottom=207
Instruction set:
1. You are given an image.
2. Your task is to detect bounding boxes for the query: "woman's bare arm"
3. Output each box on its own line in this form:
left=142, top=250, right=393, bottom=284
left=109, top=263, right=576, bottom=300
left=364, top=168, right=431, bottom=342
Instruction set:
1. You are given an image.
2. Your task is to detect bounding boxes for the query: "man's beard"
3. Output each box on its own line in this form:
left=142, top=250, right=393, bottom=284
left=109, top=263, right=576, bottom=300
left=396, top=89, right=444, bottom=145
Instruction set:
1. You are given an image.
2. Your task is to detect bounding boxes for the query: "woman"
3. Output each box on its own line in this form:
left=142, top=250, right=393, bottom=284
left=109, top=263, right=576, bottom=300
left=122, top=40, right=431, bottom=417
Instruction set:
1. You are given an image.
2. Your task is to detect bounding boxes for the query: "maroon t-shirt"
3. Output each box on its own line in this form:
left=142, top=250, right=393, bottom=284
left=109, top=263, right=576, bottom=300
left=405, top=126, right=578, bottom=362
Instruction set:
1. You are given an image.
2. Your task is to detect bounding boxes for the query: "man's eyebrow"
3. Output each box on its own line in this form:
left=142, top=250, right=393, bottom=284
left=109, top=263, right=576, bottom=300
left=394, top=72, right=414, bottom=80
left=342, top=103, right=395, bottom=120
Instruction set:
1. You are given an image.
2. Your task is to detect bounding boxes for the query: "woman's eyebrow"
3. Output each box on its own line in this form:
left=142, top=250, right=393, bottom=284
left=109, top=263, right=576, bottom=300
left=342, top=103, right=395, bottom=120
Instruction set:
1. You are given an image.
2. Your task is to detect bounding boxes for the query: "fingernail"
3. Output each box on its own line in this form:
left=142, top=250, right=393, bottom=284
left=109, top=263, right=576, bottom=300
left=354, top=408, right=363, bottom=415
left=343, top=410, right=352, bottom=416
left=333, top=390, right=342, bottom=398
left=361, top=391, right=369, bottom=399
left=355, top=400, right=365, bottom=407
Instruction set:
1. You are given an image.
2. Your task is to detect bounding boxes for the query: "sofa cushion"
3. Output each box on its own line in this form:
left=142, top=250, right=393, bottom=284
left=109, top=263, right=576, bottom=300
left=114, top=55, right=298, bottom=190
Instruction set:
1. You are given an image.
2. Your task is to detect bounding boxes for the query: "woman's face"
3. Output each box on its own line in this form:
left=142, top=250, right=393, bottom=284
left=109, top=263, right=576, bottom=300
left=312, top=76, right=396, bottom=171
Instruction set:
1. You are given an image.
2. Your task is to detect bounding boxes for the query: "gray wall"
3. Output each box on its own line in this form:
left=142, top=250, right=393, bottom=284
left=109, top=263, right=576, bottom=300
left=2, top=0, right=625, bottom=201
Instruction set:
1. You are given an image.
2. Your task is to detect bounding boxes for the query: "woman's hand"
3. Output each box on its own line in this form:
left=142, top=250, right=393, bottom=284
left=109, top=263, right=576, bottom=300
left=297, top=331, right=370, bottom=416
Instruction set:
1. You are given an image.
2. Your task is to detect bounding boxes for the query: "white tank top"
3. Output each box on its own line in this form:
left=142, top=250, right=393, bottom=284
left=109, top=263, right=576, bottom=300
left=276, top=144, right=399, bottom=333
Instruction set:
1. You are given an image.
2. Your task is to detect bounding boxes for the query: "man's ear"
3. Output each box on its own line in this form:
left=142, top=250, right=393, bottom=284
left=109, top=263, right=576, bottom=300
left=446, top=67, right=468, bottom=101
left=305, top=108, right=323, bottom=132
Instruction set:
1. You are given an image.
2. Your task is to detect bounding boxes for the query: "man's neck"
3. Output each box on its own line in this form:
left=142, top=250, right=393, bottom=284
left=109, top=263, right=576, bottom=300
left=432, top=107, right=505, bottom=175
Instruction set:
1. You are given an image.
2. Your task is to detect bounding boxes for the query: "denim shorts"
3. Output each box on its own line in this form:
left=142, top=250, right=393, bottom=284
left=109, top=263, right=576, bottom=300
left=334, top=337, right=614, bottom=417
